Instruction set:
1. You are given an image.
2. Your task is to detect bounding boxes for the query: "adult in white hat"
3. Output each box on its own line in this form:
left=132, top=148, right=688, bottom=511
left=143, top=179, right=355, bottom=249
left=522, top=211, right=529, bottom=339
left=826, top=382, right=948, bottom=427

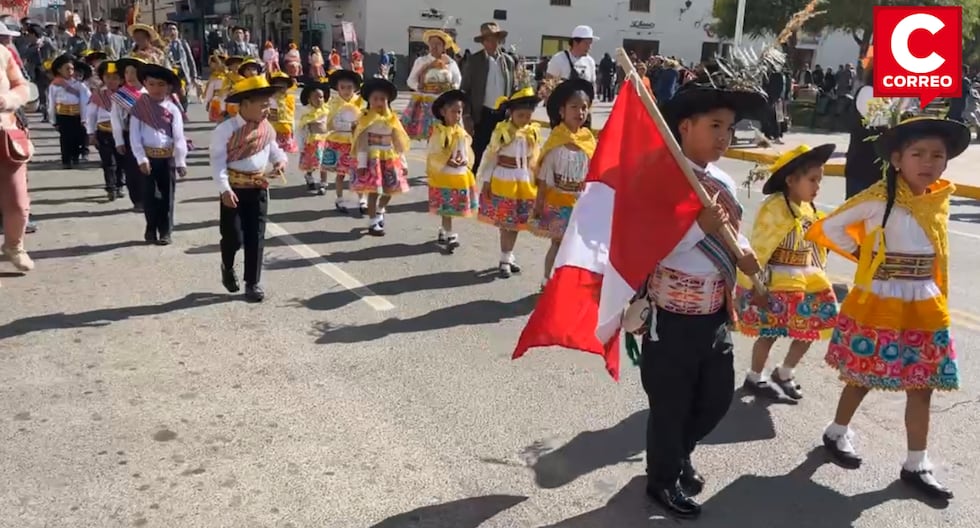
left=545, top=25, right=597, bottom=84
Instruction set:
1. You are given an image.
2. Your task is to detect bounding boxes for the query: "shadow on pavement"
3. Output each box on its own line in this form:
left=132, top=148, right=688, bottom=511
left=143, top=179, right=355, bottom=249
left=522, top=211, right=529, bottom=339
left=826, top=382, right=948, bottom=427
left=30, top=195, right=105, bottom=207
left=368, top=495, right=528, bottom=528
left=0, top=292, right=231, bottom=340
left=296, top=269, right=498, bottom=312
left=186, top=228, right=364, bottom=255
left=313, top=294, right=537, bottom=344
left=701, top=387, right=783, bottom=445
left=318, top=241, right=434, bottom=263
left=27, top=239, right=145, bottom=260
left=173, top=219, right=220, bottom=232
left=27, top=183, right=103, bottom=193
left=30, top=207, right=134, bottom=222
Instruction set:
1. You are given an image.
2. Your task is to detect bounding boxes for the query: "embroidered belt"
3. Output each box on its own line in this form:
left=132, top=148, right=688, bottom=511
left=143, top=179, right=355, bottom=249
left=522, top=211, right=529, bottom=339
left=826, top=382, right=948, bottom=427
left=873, top=252, right=934, bottom=281
left=97, top=121, right=113, bottom=132
left=367, top=133, right=392, bottom=146
left=421, top=82, right=453, bottom=94
left=649, top=266, right=726, bottom=315
left=497, top=155, right=526, bottom=169
left=552, top=174, right=585, bottom=193
left=56, top=103, right=81, bottom=116
left=333, top=121, right=353, bottom=132
left=228, top=169, right=270, bottom=189
left=770, top=247, right=812, bottom=267
left=144, top=146, right=174, bottom=159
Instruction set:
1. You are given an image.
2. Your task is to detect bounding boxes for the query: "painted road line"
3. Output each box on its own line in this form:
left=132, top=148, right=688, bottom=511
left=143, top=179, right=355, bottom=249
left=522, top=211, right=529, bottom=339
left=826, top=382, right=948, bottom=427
left=266, top=222, right=396, bottom=312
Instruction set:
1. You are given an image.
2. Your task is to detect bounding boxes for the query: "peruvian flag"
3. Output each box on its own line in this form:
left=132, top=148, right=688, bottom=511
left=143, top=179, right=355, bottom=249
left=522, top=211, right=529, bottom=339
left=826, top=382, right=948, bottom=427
left=512, top=79, right=702, bottom=380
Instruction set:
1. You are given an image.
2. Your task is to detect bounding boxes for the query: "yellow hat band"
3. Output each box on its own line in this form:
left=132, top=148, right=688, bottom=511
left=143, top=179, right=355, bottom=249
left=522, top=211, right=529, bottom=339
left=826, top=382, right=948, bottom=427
left=106, top=63, right=117, bottom=74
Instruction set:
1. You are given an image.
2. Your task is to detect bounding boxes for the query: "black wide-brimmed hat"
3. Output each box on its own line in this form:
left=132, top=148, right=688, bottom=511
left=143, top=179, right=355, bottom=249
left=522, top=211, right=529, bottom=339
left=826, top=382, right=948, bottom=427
left=138, top=62, right=180, bottom=88
left=761, top=143, right=836, bottom=195
left=267, top=71, right=296, bottom=89
left=81, top=49, right=107, bottom=63
left=50, top=53, right=74, bottom=74
left=360, top=77, right=397, bottom=103
left=328, top=69, right=362, bottom=91
left=546, top=78, right=594, bottom=126
left=874, top=117, right=971, bottom=161
left=431, top=89, right=466, bottom=122
left=225, top=75, right=280, bottom=104
left=74, top=60, right=93, bottom=81
left=116, top=56, right=146, bottom=74
left=495, top=86, right=539, bottom=111
left=299, top=82, right=330, bottom=106
left=661, top=82, right=769, bottom=127
left=224, top=55, right=246, bottom=68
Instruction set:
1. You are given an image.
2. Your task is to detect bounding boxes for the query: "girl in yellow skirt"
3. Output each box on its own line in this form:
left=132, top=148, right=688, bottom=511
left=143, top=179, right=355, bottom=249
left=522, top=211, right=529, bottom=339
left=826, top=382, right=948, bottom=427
left=477, top=87, right=542, bottom=278
left=220, top=56, right=244, bottom=119
left=297, top=82, right=331, bottom=192
left=268, top=72, right=298, bottom=153
left=351, top=78, right=410, bottom=236
left=806, top=117, right=967, bottom=500
left=531, top=79, right=595, bottom=289
left=426, top=89, right=477, bottom=252
left=736, top=144, right=839, bottom=401
left=203, top=54, right=227, bottom=122
left=324, top=69, right=366, bottom=213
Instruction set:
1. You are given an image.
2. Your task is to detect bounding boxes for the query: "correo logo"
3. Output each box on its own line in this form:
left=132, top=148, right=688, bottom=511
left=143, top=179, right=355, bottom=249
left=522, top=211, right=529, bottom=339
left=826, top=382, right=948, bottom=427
left=873, top=6, right=962, bottom=108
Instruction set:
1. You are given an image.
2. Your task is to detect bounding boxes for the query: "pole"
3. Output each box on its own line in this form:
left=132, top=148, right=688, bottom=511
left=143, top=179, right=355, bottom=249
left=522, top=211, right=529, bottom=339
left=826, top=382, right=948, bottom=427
left=613, top=47, right=767, bottom=294
left=151, top=0, right=157, bottom=25
left=291, top=0, right=300, bottom=47
left=733, top=0, right=746, bottom=47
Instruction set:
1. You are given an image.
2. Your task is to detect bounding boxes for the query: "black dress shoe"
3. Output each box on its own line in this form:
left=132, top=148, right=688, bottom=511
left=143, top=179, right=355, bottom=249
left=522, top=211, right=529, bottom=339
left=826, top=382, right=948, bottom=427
left=822, top=434, right=862, bottom=469
left=144, top=228, right=157, bottom=244
left=742, top=378, right=784, bottom=400
left=646, top=483, right=701, bottom=519
left=680, top=459, right=705, bottom=496
left=245, top=284, right=265, bottom=303
left=155, top=234, right=172, bottom=246
left=900, top=468, right=954, bottom=500
left=770, top=370, right=804, bottom=400
left=221, top=265, right=241, bottom=293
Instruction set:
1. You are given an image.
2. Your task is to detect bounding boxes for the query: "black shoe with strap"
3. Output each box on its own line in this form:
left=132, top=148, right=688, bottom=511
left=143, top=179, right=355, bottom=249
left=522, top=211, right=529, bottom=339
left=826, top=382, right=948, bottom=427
left=245, top=284, right=265, bottom=303
left=822, top=434, right=862, bottom=469
left=770, top=370, right=804, bottom=400
left=221, top=265, right=240, bottom=293
left=900, top=468, right=954, bottom=500
left=680, top=458, right=705, bottom=496
left=646, top=482, right=701, bottom=519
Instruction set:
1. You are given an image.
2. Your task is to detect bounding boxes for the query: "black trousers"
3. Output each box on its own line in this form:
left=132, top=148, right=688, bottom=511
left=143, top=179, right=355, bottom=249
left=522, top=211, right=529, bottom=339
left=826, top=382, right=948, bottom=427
left=143, top=157, right=176, bottom=237
left=472, top=106, right=505, bottom=173
left=640, top=308, right=735, bottom=488
left=95, top=129, right=125, bottom=192
left=122, top=132, right=143, bottom=206
left=219, top=188, right=268, bottom=286
left=599, top=79, right=614, bottom=102
left=55, top=114, right=85, bottom=165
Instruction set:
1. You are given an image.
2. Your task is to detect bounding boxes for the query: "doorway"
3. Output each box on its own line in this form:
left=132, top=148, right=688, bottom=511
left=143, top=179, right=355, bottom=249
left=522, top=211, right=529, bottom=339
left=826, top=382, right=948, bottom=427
left=622, top=39, right=659, bottom=60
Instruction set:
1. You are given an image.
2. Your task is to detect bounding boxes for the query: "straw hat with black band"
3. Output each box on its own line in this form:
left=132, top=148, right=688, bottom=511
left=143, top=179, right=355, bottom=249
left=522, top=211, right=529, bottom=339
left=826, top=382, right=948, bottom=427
left=431, top=89, right=466, bottom=124
left=360, top=77, right=398, bottom=103
left=127, top=23, right=161, bottom=43
left=225, top=75, right=280, bottom=104
left=97, top=60, right=120, bottom=80
left=327, top=69, right=362, bottom=92
left=299, top=81, right=330, bottom=106
left=874, top=117, right=971, bottom=161
left=545, top=78, right=593, bottom=128
left=138, top=62, right=181, bottom=89
left=760, top=143, right=837, bottom=195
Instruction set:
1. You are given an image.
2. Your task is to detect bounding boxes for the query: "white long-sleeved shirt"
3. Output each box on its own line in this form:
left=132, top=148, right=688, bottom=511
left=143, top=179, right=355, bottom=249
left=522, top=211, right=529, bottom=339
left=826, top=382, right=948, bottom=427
left=209, top=115, right=288, bottom=194
left=84, top=95, right=113, bottom=136
left=406, top=54, right=461, bottom=93
left=48, top=80, right=90, bottom=123
left=110, top=86, right=148, bottom=145
left=128, top=98, right=187, bottom=168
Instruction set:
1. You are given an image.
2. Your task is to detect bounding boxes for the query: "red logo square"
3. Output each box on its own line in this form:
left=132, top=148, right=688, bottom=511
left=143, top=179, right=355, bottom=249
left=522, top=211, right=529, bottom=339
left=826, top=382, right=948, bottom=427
left=873, top=6, right=962, bottom=107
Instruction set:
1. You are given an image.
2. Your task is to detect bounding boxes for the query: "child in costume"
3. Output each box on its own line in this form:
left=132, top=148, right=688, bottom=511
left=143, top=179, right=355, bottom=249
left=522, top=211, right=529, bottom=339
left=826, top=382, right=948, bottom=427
left=328, top=48, right=341, bottom=73
left=211, top=75, right=287, bottom=303
left=262, top=41, right=279, bottom=72
left=426, top=89, right=477, bottom=251
left=351, top=48, right=364, bottom=77
left=351, top=78, right=410, bottom=236
left=296, top=82, right=331, bottom=193
left=806, top=117, right=967, bottom=500
left=81, top=50, right=106, bottom=90
left=309, top=47, right=326, bottom=80
left=267, top=72, right=298, bottom=153
left=47, top=54, right=90, bottom=169
left=532, top=78, right=596, bottom=288
left=111, top=57, right=149, bottom=210
left=220, top=56, right=245, bottom=118
left=736, top=144, right=839, bottom=400
left=203, top=54, right=227, bottom=122
left=74, top=59, right=95, bottom=161
left=86, top=60, right=127, bottom=201
left=476, top=87, right=541, bottom=278
left=284, top=43, right=302, bottom=78
left=402, top=29, right=461, bottom=141
left=129, top=63, right=187, bottom=245
left=324, top=69, right=365, bottom=212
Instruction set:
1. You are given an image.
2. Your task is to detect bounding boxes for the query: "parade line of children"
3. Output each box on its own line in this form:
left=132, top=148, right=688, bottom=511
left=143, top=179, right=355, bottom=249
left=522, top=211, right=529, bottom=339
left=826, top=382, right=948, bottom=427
left=44, top=47, right=964, bottom=510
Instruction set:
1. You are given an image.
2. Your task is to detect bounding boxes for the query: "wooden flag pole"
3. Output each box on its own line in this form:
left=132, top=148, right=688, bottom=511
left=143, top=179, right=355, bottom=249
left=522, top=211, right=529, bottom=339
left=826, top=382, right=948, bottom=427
left=613, top=48, right=766, bottom=293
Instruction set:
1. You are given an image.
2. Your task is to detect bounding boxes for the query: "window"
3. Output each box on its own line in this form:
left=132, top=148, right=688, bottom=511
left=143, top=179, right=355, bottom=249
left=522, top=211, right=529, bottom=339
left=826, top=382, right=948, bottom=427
left=493, top=9, right=507, bottom=20
left=540, top=35, right=567, bottom=57
left=629, top=0, right=651, bottom=12
left=550, top=0, right=571, bottom=6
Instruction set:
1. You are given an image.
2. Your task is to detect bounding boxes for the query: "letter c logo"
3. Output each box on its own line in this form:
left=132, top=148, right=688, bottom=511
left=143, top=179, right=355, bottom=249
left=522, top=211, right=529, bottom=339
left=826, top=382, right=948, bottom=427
left=891, top=13, right=946, bottom=74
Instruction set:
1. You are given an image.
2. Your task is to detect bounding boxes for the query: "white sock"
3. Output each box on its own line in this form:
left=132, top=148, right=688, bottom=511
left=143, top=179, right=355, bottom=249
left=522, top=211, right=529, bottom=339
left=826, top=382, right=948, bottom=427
left=370, top=215, right=382, bottom=227
left=746, top=370, right=763, bottom=383
left=824, top=422, right=849, bottom=440
left=500, top=251, right=514, bottom=264
left=824, top=422, right=857, bottom=453
left=776, top=366, right=794, bottom=380
left=904, top=450, right=932, bottom=471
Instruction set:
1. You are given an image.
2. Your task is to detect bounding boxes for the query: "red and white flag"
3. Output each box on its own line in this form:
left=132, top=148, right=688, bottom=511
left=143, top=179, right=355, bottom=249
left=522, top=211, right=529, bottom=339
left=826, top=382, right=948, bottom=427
left=512, top=79, right=702, bottom=380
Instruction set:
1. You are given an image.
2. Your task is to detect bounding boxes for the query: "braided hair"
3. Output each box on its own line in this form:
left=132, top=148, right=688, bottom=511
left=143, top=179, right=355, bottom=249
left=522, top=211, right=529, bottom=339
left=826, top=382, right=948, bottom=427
left=782, top=161, right=821, bottom=219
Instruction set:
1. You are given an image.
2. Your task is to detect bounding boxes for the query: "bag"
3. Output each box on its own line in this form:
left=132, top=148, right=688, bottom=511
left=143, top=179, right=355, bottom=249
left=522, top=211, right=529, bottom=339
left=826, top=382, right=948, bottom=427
left=564, top=51, right=581, bottom=81
left=0, top=122, right=32, bottom=164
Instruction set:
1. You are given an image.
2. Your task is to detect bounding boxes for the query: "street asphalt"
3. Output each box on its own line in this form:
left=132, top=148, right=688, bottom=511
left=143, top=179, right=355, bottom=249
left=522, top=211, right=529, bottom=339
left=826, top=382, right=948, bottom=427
left=2, top=103, right=980, bottom=528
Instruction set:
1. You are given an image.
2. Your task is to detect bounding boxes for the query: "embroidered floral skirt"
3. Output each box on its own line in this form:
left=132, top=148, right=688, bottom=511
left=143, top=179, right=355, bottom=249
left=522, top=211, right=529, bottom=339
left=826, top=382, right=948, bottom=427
left=478, top=170, right=537, bottom=231
left=428, top=169, right=478, bottom=217
left=276, top=131, right=298, bottom=153
left=208, top=98, right=223, bottom=122
left=824, top=287, right=958, bottom=391
left=299, top=136, right=329, bottom=172
left=324, top=140, right=354, bottom=176
left=401, top=93, right=438, bottom=141
left=351, top=150, right=409, bottom=195
left=530, top=189, right=579, bottom=240
left=736, top=287, right=838, bottom=340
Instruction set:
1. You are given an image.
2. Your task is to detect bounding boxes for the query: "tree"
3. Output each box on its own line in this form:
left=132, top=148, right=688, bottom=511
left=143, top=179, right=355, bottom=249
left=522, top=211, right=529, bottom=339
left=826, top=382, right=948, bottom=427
left=712, top=0, right=980, bottom=67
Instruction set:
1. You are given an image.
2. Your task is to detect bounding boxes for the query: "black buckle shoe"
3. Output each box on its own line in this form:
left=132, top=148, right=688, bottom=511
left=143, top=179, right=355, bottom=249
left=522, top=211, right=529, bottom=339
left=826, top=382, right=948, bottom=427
left=144, top=228, right=157, bottom=244
left=107, top=190, right=116, bottom=201
left=646, top=482, right=701, bottom=519
left=245, top=284, right=265, bottom=303
left=900, top=468, right=954, bottom=500
left=368, top=223, right=385, bottom=236
left=770, top=370, right=803, bottom=400
left=155, top=234, right=172, bottom=246
left=742, top=378, right=783, bottom=400
left=221, top=265, right=240, bottom=293
left=498, top=262, right=512, bottom=278
left=680, top=459, right=705, bottom=496
left=822, top=434, right=862, bottom=469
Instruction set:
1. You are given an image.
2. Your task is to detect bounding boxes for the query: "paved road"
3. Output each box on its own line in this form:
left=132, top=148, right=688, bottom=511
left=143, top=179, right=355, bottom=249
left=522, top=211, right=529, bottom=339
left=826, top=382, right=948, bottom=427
left=2, top=105, right=980, bottom=528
